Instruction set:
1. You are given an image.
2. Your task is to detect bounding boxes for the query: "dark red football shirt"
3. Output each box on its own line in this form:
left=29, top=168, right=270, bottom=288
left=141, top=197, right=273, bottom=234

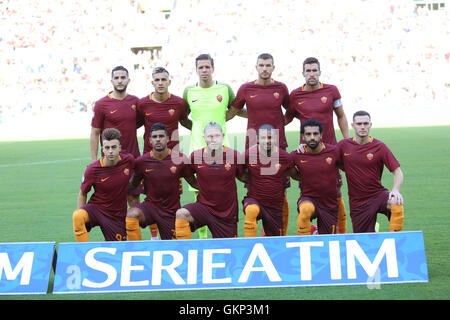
left=288, top=83, right=342, bottom=145
left=91, top=92, right=142, bottom=158
left=245, top=146, right=293, bottom=210
left=338, top=137, right=400, bottom=209
left=190, top=147, right=244, bottom=221
left=133, top=150, right=194, bottom=213
left=291, top=143, right=341, bottom=211
left=137, top=93, right=188, bottom=153
left=81, top=153, right=135, bottom=219
left=232, top=80, right=290, bottom=149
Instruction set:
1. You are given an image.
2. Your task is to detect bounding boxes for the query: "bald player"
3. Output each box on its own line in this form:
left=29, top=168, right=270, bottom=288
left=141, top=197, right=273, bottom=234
left=175, top=122, right=246, bottom=239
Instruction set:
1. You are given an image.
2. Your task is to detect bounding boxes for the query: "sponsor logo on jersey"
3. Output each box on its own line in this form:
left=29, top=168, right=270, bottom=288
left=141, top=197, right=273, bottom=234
left=110, top=110, right=118, bottom=114
left=101, top=176, right=110, bottom=182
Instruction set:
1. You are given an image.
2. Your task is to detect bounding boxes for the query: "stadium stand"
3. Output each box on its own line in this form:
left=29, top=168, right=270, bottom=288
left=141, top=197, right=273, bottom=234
left=0, top=0, right=448, bottom=140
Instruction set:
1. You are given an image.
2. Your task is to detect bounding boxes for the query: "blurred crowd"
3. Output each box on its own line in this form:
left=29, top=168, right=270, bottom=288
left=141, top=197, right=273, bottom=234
left=0, top=0, right=448, bottom=130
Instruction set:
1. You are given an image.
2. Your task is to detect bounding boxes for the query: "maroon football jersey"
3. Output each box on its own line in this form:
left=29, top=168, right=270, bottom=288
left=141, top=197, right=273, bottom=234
left=291, top=143, right=341, bottom=212
left=232, top=80, right=290, bottom=149
left=338, top=137, right=400, bottom=209
left=137, top=93, right=188, bottom=153
left=91, top=92, right=142, bottom=158
left=289, top=83, right=342, bottom=145
left=81, top=153, right=135, bottom=219
left=190, top=147, right=244, bottom=221
left=134, top=149, right=193, bottom=213
left=245, top=146, right=294, bottom=210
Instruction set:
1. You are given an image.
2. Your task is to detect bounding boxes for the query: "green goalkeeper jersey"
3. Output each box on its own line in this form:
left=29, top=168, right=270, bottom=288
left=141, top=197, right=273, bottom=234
left=183, top=81, right=235, bottom=154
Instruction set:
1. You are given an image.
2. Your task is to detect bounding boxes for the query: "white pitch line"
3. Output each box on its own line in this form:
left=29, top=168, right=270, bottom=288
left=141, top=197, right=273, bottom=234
left=0, top=157, right=90, bottom=168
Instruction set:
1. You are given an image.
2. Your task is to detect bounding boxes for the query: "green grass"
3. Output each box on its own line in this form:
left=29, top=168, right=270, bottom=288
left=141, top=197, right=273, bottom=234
left=0, top=126, right=449, bottom=300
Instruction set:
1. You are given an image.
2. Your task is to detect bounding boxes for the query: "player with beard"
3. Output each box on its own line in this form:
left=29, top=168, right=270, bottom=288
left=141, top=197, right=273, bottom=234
left=227, top=53, right=292, bottom=235
left=90, top=66, right=143, bottom=206
left=287, top=57, right=349, bottom=234
left=243, top=124, right=299, bottom=237
left=126, top=123, right=198, bottom=240
left=290, top=119, right=342, bottom=235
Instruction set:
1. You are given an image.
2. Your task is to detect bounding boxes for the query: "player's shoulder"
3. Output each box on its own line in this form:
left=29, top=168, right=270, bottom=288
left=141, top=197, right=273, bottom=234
left=321, top=83, right=340, bottom=93
left=272, top=80, right=289, bottom=89
left=120, top=152, right=135, bottom=163
left=168, top=93, right=185, bottom=104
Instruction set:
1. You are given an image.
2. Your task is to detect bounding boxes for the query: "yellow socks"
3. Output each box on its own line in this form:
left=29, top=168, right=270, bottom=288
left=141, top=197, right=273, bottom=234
left=337, top=196, right=347, bottom=234
left=282, top=195, right=289, bottom=236
left=389, top=204, right=404, bottom=232
left=176, top=219, right=192, bottom=239
left=149, top=223, right=159, bottom=240
left=244, top=204, right=260, bottom=237
left=297, top=202, right=314, bottom=236
left=126, top=217, right=142, bottom=240
left=73, top=209, right=89, bottom=242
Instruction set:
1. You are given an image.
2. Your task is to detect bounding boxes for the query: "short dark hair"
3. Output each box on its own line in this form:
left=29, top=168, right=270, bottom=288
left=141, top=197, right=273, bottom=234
left=150, top=123, right=168, bottom=135
left=102, top=128, right=121, bottom=141
left=301, top=119, right=323, bottom=134
left=111, top=66, right=129, bottom=78
left=303, top=57, right=320, bottom=71
left=257, top=53, right=274, bottom=64
left=196, top=54, right=214, bottom=68
left=353, top=110, right=371, bottom=121
left=152, top=67, right=169, bottom=77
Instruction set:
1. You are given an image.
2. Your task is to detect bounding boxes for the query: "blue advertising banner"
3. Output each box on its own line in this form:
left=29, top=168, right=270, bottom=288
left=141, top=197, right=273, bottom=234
left=53, top=231, right=428, bottom=294
left=0, top=242, right=56, bottom=295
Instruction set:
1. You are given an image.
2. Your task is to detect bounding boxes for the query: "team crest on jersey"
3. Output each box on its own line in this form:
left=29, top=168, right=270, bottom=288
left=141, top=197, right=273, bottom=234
left=217, top=94, right=223, bottom=102
left=170, top=166, right=177, bottom=174
left=326, top=157, right=333, bottom=165
left=168, top=108, right=175, bottom=116
left=123, top=168, right=130, bottom=175
left=273, top=92, right=280, bottom=99
left=224, top=163, right=231, bottom=171
left=366, top=153, right=374, bottom=160
left=131, top=104, right=136, bottom=110
left=321, top=96, right=327, bottom=103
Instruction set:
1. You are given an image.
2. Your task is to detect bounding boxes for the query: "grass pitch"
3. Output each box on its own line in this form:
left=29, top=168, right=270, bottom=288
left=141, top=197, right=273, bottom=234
left=0, top=126, right=449, bottom=300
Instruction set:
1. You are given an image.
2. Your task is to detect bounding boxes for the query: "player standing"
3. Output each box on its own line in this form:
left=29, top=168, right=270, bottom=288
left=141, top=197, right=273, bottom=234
left=90, top=66, right=142, bottom=207
left=291, top=119, right=342, bottom=235
left=73, top=128, right=134, bottom=242
left=287, top=57, right=349, bottom=233
left=126, top=123, right=198, bottom=240
left=228, top=53, right=292, bottom=235
left=243, top=124, right=299, bottom=237
left=182, top=54, right=239, bottom=239
left=175, top=122, right=246, bottom=239
left=338, top=111, right=404, bottom=233
left=137, top=67, right=190, bottom=154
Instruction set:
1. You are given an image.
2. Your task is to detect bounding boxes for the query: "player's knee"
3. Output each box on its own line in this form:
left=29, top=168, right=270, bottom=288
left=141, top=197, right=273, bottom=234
left=245, top=204, right=260, bottom=219
left=298, top=202, right=315, bottom=220
left=176, top=208, right=192, bottom=222
left=126, top=207, right=143, bottom=220
left=73, top=209, right=89, bottom=227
